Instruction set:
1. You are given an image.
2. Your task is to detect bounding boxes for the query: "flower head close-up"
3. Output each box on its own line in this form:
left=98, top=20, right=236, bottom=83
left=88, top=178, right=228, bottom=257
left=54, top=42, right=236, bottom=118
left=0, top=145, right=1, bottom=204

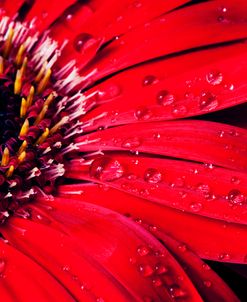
left=0, top=0, right=247, bottom=301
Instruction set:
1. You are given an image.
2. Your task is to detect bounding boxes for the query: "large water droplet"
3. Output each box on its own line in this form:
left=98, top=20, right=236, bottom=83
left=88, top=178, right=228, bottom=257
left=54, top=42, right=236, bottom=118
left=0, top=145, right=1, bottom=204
left=73, top=33, right=95, bottom=53
left=199, top=91, right=218, bottom=111
left=144, top=168, right=162, bottom=184
left=121, top=137, right=141, bottom=149
left=134, top=106, right=152, bottom=121
left=90, top=156, right=124, bottom=181
left=157, top=90, right=175, bottom=106
left=152, top=277, right=163, bottom=287
left=206, top=71, right=223, bottom=85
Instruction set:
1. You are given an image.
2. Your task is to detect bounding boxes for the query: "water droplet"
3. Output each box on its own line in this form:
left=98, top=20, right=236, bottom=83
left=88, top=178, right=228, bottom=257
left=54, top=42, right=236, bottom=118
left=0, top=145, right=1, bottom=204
left=206, top=71, right=223, bottom=85
left=152, top=277, right=163, bottom=287
left=203, top=280, right=212, bottom=287
left=0, top=259, right=5, bottom=274
left=227, top=189, right=246, bottom=205
left=178, top=244, right=187, bottom=253
left=139, top=264, right=154, bottom=277
left=73, top=33, right=94, bottom=53
left=231, top=177, right=240, bottom=185
left=96, top=298, right=105, bottom=302
left=196, top=183, right=211, bottom=194
left=169, top=285, right=187, bottom=298
left=218, top=253, right=231, bottom=261
left=199, top=91, right=218, bottom=111
left=62, top=265, right=70, bottom=272
left=129, top=257, right=137, bottom=264
left=155, top=264, right=168, bottom=275
left=137, top=245, right=150, bottom=256
left=121, top=137, right=141, bottom=149
left=189, top=202, right=203, bottom=213
left=157, top=90, right=175, bottom=106
left=142, top=75, right=157, bottom=86
left=89, top=156, right=124, bottom=181
left=172, top=105, right=188, bottom=117
left=153, top=133, right=161, bottom=140
left=134, top=106, right=152, bottom=120
left=144, top=168, right=162, bottom=184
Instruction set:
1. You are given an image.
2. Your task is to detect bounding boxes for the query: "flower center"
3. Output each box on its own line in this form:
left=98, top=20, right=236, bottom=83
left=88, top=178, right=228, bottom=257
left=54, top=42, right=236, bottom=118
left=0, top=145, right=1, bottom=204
left=0, top=16, right=85, bottom=223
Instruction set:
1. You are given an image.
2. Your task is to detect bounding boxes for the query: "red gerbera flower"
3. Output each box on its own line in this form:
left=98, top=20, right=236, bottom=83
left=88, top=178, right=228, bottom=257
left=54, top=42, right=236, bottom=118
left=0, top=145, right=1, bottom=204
left=0, top=0, right=246, bottom=301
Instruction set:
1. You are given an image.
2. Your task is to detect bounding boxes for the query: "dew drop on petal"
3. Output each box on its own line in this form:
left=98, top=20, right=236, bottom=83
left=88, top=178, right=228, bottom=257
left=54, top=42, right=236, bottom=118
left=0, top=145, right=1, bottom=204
left=171, top=105, right=188, bottom=117
left=144, top=168, right=162, bottom=184
left=139, top=264, right=154, bottom=277
left=142, top=75, right=157, bottom=86
left=155, top=264, right=168, bottom=275
left=203, top=280, right=212, bottom=288
left=206, top=71, right=223, bottom=85
left=178, top=244, right=187, bottom=253
left=218, top=253, right=231, bottom=261
left=134, top=106, right=152, bottom=120
left=121, top=137, right=141, bottom=149
left=90, top=156, right=124, bottom=181
left=73, top=33, right=95, bottom=53
left=231, top=177, right=240, bottom=185
left=227, top=189, right=245, bottom=205
left=169, top=285, right=187, bottom=298
left=199, top=91, right=218, bottom=111
left=0, top=259, right=5, bottom=274
left=189, top=202, right=203, bottom=212
left=137, top=245, right=150, bottom=256
left=157, top=90, right=175, bottom=106
left=152, top=277, right=163, bottom=287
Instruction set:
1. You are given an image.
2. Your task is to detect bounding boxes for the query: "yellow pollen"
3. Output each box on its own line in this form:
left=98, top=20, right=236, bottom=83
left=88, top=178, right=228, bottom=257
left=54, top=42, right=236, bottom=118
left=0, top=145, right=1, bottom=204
left=27, top=86, right=35, bottom=108
left=3, top=28, right=14, bottom=58
left=1, top=147, right=10, bottom=166
left=36, top=128, right=49, bottom=145
left=34, top=105, right=48, bottom=125
left=19, top=119, right=29, bottom=137
left=6, top=165, right=14, bottom=178
left=37, top=68, right=52, bottom=94
left=18, top=140, right=27, bottom=155
left=20, top=97, right=28, bottom=118
left=35, top=62, right=47, bottom=83
left=14, top=69, right=22, bottom=94
left=18, top=151, right=26, bottom=163
left=50, top=116, right=69, bottom=135
left=0, top=56, right=4, bottom=74
left=15, top=44, right=25, bottom=66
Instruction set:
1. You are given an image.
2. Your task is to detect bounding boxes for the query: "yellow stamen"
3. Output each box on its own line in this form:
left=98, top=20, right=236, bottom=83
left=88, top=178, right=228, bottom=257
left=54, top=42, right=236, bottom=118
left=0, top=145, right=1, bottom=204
left=0, top=56, right=4, bottom=74
left=3, top=28, right=14, bottom=58
left=18, top=151, right=26, bottom=163
left=18, top=140, right=27, bottom=155
left=15, top=44, right=25, bottom=66
left=34, top=105, right=48, bottom=125
left=35, top=62, right=47, bottom=83
left=1, top=147, right=10, bottom=166
left=20, top=97, right=28, bottom=118
left=20, top=56, right=28, bottom=77
left=37, top=68, right=51, bottom=94
left=44, top=92, right=56, bottom=107
left=14, top=69, right=22, bottom=94
left=27, top=86, right=35, bottom=108
left=50, top=116, right=69, bottom=135
left=6, top=165, right=14, bottom=178
left=36, top=128, right=49, bottom=145
left=19, top=119, right=29, bottom=137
